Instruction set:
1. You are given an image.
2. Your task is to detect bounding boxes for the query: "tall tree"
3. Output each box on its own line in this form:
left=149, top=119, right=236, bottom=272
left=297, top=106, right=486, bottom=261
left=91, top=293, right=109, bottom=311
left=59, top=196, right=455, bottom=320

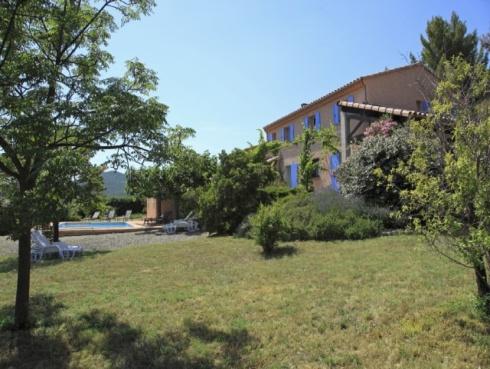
left=0, top=0, right=169, bottom=329
left=412, top=12, right=488, bottom=74
left=401, top=57, right=490, bottom=313
left=127, top=126, right=217, bottom=217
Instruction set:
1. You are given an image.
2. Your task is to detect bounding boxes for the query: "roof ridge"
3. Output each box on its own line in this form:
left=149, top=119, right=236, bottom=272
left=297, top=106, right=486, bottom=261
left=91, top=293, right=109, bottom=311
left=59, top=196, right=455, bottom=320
left=263, top=63, right=431, bottom=130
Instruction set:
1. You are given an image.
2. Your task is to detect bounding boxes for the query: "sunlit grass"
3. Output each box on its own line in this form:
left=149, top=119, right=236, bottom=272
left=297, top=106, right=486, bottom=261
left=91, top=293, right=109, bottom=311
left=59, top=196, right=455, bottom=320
left=0, top=235, right=488, bottom=368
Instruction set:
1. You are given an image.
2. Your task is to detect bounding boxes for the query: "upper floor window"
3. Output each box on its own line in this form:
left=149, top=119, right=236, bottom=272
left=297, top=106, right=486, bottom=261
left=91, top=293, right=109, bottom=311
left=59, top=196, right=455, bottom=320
left=304, top=112, right=321, bottom=130
left=307, top=115, right=316, bottom=129
left=271, top=132, right=277, bottom=141
left=283, top=126, right=291, bottom=142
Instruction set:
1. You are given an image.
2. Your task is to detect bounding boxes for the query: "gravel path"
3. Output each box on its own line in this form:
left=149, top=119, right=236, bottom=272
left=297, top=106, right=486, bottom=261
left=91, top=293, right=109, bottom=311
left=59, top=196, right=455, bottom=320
left=0, top=230, right=207, bottom=257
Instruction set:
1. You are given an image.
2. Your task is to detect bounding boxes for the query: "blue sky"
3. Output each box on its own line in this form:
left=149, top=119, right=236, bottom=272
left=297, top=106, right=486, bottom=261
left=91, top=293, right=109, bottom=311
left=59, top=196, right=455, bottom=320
left=95, top=0, right=490, bottom=164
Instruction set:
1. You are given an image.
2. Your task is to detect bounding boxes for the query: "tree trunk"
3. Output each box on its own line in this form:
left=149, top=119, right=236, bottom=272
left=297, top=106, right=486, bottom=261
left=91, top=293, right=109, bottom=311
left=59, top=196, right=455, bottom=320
left=474, top=258, right=490, bottom=314
left=474, top=259, right=490, bottom=296
left=14, top=226, right=32, bottom=329
left=53, top=221, right=59, bottom=242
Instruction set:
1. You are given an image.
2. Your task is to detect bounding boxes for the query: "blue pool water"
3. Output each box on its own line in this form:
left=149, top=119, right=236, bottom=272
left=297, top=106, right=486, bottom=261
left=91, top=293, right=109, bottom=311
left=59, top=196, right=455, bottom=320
left=59, top=222, right=133, bottom=229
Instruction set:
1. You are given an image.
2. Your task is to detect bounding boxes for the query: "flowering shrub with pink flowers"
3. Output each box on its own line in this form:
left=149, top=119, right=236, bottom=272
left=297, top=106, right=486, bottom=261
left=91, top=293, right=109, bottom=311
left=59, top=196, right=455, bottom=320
left=364, top=119, right=398, bottom=138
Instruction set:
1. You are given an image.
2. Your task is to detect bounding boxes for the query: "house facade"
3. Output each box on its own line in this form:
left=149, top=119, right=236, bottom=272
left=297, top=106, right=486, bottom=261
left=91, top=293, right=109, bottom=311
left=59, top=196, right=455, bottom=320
left=263, top=63, right=436, bottom=191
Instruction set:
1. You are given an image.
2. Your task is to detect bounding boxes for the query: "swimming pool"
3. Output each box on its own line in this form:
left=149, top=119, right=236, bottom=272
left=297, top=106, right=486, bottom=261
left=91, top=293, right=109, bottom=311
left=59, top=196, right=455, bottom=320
left=59, top=222, right=133, bottom=229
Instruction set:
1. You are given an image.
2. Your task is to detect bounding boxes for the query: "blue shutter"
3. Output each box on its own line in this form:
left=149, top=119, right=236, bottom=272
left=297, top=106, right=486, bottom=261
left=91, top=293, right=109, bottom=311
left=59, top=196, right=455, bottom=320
left=329, top=153, right=341, bottom=191
left=347, top=95, right=354, bottom=102
left=315, top=112, right=321, bottom=130
left=266, top=132, right=272, bottom=142
left=280, top=127, right=285, bottom=141
left=304, top=116, right=308, bottom=129
left=289, top=124, right=295, bottom=141
left=333, top=105, right=340, bottom=126
left=421, top=100, right=430, bottom=113
left=290, top=163, right=298, bottom=188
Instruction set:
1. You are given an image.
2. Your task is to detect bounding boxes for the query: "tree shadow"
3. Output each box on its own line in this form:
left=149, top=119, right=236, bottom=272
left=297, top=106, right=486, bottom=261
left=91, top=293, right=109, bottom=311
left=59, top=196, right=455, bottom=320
left=262, top=245, right=299, bottom=259
left=0, top=257, right=17, bottom=273
left=1, top=294, right=258, bottom=368
left=0, top=294, right=70, bottom=369
left=0, top=250, right=111, bottom=274
left=68, top=310, right=257, bottom=369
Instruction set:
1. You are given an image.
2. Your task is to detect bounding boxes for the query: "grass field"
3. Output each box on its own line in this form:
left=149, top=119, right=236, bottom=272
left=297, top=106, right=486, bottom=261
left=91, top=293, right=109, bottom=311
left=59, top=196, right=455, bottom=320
left=0, top=235, right=488, bottom=368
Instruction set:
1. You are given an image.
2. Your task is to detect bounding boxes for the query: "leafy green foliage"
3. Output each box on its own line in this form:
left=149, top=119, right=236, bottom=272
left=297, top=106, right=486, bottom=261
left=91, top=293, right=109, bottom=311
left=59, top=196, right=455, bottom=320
left=0, top=0, right=168, bottom=328
left=298, top=128, right=317, bottom=192
left=106, top=197, right=144, bottom=216
left=295, top=126, right=338, bottom=192
left=252, top=191, right=383, bottom=242
left=400, top=57, right=490, bottom=312
left=127, top=126, right=217, bottom=216
left=412, top=12, right=488, bottom=74
left=198, top=137, right=281, bottom=234
left=336, top=126, right=412, bottom=209
left=251, top=205, right=283, bottom=254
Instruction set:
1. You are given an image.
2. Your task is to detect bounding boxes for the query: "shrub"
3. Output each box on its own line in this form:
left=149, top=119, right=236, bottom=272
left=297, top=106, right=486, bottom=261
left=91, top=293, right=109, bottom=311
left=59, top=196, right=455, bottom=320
left=345, top=217, right=382, bottom=240
left=269, top=191, right=384, bottom=242
left=234, top=214, right=253, bottom=239
left=336, top=126, right=413, bottom=209
left=251, top=205, right=283, bottom=254
left=106, top=197, right=144, bottom=216
left=198, top=142, right=280, bottom=235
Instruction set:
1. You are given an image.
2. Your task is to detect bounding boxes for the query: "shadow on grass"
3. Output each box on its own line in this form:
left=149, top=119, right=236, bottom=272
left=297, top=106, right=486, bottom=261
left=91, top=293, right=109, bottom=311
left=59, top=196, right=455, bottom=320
left=0, top=250, right=111, bottom=274
left=1, top=294, right=257, bottom=369
left=133, top=229, right=206, bottom=237
left=0, top=257, right=17, bottom=273
left=0, top=294, right=71, bottom=369
left=262, top=245, right=298, bottom=259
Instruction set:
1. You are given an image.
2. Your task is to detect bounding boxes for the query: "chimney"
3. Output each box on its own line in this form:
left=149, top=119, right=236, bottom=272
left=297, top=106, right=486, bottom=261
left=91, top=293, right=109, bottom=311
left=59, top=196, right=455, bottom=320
left=301, top=103, right=308, bottom=108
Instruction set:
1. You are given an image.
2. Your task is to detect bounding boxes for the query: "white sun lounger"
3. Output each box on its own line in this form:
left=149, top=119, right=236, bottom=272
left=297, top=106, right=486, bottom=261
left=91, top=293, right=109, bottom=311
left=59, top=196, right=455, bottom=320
left=31, top=230, right=83, bottom=261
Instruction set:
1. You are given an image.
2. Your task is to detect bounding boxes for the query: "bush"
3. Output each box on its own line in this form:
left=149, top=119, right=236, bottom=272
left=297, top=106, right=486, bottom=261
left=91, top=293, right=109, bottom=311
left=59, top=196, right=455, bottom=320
left=251, top=205, right=283, bottom=254
left=106, top=197, right=144, bottom=216
left=336, top=126, right=412, bottom=209
left=345, top=217, right=382, bottom=240
left=234, top=214, right=253, bottom=239
left=265, top=191, right=384, bottom=242
left=198, top=143, right=280, bottom=234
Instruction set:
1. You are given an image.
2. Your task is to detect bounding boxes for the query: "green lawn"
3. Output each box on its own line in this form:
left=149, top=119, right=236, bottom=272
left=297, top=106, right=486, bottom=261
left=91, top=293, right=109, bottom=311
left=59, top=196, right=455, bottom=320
left=0, top=235, right=488, bottom=369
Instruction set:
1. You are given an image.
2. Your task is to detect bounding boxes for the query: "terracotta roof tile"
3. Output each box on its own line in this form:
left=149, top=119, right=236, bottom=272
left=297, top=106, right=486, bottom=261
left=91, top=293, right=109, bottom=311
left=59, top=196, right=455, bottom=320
left=263, top=63, right=433, bottom=130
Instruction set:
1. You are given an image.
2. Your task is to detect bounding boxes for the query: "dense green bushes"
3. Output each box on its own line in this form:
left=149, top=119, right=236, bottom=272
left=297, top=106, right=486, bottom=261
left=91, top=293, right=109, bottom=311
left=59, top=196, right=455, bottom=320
left=250, top=190, right=384, bottom=245
left=251, top=205, right=283, bottom=254
left=198, top=139, right=282, bottom=234
left=106, top=197, right=144, bottom=216
left=336, top=126, right=412, bottom=209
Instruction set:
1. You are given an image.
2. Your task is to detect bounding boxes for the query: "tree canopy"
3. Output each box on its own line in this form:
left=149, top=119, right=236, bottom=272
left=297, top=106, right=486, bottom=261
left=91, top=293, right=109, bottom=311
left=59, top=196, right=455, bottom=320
left=401, top=57, right=490, bottom=313
left=411, top=12, right=488, bottom=74
left=0, top=0, right=169, bottom=329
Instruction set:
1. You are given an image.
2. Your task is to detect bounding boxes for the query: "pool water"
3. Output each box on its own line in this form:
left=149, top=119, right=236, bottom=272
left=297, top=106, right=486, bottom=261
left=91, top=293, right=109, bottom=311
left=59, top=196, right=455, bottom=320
left=59, top=222, right=133, bottom=229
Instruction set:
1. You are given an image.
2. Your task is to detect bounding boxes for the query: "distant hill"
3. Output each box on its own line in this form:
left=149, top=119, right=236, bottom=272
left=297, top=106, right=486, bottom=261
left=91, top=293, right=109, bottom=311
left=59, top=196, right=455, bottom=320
left=101, top=171, right=127, bottom=197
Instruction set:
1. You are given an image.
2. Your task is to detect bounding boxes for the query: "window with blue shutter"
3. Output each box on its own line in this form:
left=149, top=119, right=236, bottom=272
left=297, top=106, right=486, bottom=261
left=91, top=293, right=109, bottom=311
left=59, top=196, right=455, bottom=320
left=347, top=95, right=354, bottom=102
left=289, top=124, right=295, bottom=141
left=304, top=116, right=308, bottom=129
left=290, top=163, right=298, bottom=188
left=421, top=100, right=430, bottom=113
left=315, top=112, right=321, bottom=130
left=266, top=132, right=272, bottom=142
left=333, top=104, right=340, bottom=126
left=280, top=127, right=285, bottom=142
left=329, top=153, right=341, bottom=191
